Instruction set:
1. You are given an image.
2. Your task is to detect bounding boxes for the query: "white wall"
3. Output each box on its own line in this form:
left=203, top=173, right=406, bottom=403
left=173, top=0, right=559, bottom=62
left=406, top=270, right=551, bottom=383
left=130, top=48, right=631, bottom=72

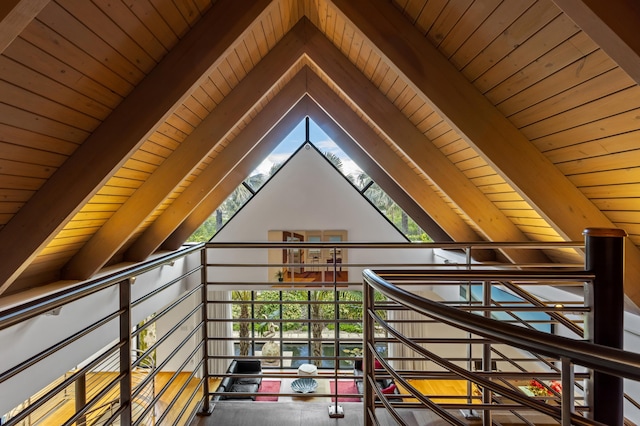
left=0, top=251, right=201, bottom=415
left=208, top=144, right=435, bottom=283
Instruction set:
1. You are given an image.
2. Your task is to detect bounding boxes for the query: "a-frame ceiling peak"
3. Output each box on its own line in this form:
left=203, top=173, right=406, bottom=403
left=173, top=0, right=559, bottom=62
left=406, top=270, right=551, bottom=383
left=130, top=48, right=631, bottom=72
left=2, top=0, right=640, bottom=309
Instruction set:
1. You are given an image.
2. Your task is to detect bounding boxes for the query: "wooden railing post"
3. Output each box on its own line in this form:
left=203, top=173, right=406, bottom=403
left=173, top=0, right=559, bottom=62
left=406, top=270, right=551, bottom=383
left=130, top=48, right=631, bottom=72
left=583, top=227, right=627, bottom=426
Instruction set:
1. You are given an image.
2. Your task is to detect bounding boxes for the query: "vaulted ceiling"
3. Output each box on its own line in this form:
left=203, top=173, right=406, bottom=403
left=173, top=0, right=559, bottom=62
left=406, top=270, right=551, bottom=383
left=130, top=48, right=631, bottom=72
left=1, top=0, right=640, bottom=308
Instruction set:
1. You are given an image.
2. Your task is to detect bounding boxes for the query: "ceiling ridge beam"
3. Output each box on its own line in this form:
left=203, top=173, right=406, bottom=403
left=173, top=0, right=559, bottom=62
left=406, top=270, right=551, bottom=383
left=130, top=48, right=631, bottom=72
left=62, top=16, right=309, bottom=280
left=302, top=21, right=549, bottom=264
left=0, top=0, right=275, bottom=294
left=329, top=0, right=640, bottom=304
left=126, top=71, right=308, bottom=261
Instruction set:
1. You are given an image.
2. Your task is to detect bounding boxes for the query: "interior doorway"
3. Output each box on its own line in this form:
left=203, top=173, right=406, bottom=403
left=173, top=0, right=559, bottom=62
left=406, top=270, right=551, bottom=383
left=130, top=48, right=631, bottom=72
left=283, top=231, right=304, bottom=274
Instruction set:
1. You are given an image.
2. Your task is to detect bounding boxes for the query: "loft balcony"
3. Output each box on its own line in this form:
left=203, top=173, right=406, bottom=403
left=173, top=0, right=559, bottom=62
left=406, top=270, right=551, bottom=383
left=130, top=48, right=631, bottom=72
left=2, top=235, right=640, bottom=426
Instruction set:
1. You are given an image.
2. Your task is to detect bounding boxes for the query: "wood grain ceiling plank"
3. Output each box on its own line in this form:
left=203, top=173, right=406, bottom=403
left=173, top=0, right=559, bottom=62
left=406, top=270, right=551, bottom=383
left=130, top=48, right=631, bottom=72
left=472, top=12, right=580, bottom=93
left=173, top=103, right=203, bottom=129
left=485, top=32, right=598, bottom=105
left=437, top=0, right=501, bottom=58
left=4, top=37, right=124, bottom=108
left=0, top=103, right=89, bottom=143
left=150, top=0, right=190, bottom=38
left=0, top=80, right=100, bottom=132
left=427, top=0, right=473, bottom=48
left=306, top=23, right=548, bottom=263
left=173, top=0, right=203, bottom=24
left=259, top=17, right=277, bottom=52
left=126, top=0, right=178, bottom=50
left=0, top=175, right=44, bottom=192
left=180, top=96, right=209, bottom=122
left=0, top=0, right=274, bottom=295
left=57, top=0, right=157, bottom=74
left=41, top=2, right=145, bottom=84
left=268, top=4, right=284, bottom=42
left=0, top=141, right=66, bottom=168
left=0, top=0, right=48, bottom=54
left=551, top=0, right=640, bottom=86
left=547, top=132, right=640, bottom=164
left=127, top=71, right=307, bottom=260
left=500, top=48, right=617, bottom=117
left=451, top=0, right=536, bottom=70
left=92, top=0, right=168, bottom=61
left=0, top=55, right=111, bottom=120
left=508, top=67, right=633, bottom=129
left=21, top=17, right=134, bottom=97
left=217, top=58, right=241, bottom=90
left=62, top=17, right=307, bottom=279
left=234, top=39, right=255, bottom=75
left=414, top=0, right=448, bottom=35
left=524, top=87, right=640, bottom=140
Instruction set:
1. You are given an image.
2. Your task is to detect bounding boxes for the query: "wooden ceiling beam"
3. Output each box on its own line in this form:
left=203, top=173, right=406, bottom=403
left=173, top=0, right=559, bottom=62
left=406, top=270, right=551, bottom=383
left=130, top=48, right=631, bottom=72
left=162, top=95, right=311, bottom=250
left=551, top=0, right=640, bottom=85
left=305, top=75, right=497, bottom=261
left=303, top=22, right=549, bottom=264
left=0, top=0, right=49, bottom=54
left=62, top=19, right=309, bottom=280
left=126, top=71, right=308, bottom=261
left=305, top=99, right=453, bottom=243
left=331, top=0, right=640, bottom=305
left=0, top=0, right=274, bottom=294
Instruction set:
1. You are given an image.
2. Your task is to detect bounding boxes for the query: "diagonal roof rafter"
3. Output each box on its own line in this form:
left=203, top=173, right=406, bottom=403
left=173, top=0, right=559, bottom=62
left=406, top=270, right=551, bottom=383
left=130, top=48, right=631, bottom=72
left=0, top=0, right=275, bottom=295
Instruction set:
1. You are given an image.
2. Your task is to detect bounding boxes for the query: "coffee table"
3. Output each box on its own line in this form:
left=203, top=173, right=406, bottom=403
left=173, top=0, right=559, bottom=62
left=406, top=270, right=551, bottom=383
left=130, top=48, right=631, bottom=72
left=278, top=377, right=330, bottom=402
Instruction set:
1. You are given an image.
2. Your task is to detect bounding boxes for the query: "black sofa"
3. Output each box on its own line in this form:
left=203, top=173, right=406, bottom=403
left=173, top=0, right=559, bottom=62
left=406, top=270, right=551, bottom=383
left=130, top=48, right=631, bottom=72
left=353, top=359, right=398, bottom=396
left=215, top=359, right=262, bottom=401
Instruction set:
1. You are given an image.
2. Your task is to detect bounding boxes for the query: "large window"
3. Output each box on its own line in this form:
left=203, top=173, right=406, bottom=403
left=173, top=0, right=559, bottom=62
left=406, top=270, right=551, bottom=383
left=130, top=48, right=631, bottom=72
left=231, top=290, right=386, bottom=369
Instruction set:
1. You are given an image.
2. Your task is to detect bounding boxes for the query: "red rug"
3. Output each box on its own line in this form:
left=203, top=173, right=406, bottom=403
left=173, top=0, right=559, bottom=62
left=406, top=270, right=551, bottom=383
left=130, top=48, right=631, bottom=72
left=256, top=380, right=281, bottom=401
left=330, top=380, right=361, bottom=402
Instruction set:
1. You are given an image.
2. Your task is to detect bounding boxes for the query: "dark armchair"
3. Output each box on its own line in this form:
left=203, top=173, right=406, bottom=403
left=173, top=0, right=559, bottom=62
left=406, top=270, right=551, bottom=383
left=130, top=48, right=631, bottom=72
left=215, top=359, right=263, bottom=401
left=353, top=359, right=397, bottom=396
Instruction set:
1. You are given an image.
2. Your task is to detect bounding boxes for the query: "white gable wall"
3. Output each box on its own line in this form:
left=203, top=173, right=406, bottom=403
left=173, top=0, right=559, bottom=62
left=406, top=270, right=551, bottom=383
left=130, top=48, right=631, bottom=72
left=208, top=144, right=435, bottom=283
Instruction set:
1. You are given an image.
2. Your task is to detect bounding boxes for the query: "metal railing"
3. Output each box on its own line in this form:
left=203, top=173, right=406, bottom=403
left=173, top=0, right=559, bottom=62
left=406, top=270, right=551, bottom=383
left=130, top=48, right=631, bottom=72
left=2, top=232, right=640, bottom=425
left=0, top=245, right=204, bottom=426
left=361, top=230, right=640, bottom=425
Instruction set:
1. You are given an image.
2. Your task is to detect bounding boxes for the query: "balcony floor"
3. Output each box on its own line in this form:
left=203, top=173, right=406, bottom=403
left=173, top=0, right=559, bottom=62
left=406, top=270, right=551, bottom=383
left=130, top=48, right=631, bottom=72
left=189, top=401, right=454, bottom=426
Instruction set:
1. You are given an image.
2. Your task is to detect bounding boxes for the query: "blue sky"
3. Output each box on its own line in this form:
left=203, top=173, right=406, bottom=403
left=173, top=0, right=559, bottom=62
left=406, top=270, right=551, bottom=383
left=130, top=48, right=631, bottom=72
left=251, top=118, right=363, bottom=178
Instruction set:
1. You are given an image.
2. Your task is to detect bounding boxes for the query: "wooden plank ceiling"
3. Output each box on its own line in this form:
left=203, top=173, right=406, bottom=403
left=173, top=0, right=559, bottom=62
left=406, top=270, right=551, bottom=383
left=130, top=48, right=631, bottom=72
left=1, top=0, right=640, bottom=308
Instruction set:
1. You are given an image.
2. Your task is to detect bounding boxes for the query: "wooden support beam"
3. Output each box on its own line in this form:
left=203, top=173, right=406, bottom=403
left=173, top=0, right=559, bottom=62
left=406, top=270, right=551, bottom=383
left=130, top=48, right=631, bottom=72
left=0, top=0, right=274, bottom=294
left=162, top=97, right=310, bottom=250
left=0, top=0, right=49, bottom=54
left=62, top=19, right=308, bottom=280
left=126, top=72, right=308, bottom=261
left=305, top=77, right=497, bottom=261
left=331, top=0, right=640, bottom=305
left=303, top=23, right=549, bottom=264
left=551, top=0, right=640, bottom=85
left=306, top=100, right=452, bottom=243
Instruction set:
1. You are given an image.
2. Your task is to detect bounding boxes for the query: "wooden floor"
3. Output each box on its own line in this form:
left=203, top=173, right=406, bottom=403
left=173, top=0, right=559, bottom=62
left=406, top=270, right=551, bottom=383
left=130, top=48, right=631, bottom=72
left=35, top=371, right=204, bottom=425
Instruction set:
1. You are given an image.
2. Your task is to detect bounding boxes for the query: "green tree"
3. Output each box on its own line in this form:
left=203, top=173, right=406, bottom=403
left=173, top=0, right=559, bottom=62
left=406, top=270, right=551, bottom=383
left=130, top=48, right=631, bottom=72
left=233, top=290, right=252, bottom=356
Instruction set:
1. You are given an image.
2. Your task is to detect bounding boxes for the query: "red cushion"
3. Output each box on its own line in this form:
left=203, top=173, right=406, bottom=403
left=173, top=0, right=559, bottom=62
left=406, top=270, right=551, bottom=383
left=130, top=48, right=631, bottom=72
left=381, top=384, right=396, bottom=394
left=374, top=359, right=383, bottom=369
